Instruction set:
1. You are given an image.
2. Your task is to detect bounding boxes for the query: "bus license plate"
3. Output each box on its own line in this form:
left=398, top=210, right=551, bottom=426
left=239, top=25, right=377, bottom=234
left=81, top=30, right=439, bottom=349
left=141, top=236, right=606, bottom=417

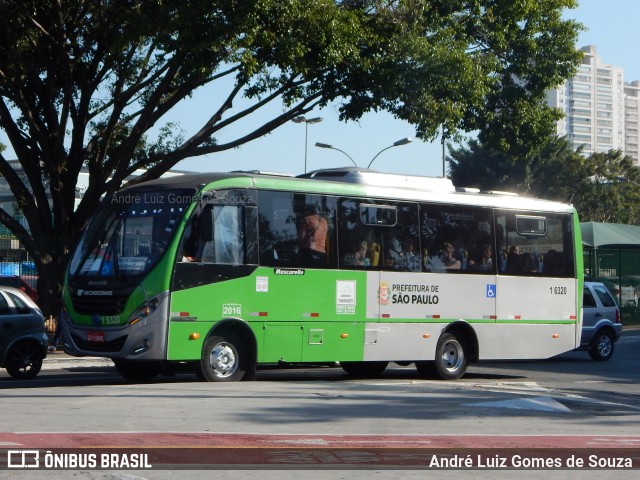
left=87, top=331, right=105, bottom=343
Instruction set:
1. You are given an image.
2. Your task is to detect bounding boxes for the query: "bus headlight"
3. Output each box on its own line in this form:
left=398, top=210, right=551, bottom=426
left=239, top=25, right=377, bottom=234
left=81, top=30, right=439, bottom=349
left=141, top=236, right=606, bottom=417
left=129, top=297, right=160, bottom=325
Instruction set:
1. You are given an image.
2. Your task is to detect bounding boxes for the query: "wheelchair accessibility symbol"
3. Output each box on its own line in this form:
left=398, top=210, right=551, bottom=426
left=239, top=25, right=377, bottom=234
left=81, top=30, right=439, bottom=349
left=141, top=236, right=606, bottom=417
left=486, top=284, right=496, bottom=298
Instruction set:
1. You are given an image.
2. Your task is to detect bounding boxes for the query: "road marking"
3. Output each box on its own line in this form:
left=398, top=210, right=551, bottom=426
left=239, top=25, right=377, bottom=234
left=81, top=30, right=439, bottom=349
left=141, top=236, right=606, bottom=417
left=464, top=396, right=572, bottom=413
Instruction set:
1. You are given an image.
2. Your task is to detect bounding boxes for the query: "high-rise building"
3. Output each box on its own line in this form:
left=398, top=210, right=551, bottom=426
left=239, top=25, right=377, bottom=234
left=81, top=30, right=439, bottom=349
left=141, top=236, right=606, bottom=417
left=625, top=81, right=640, bottom=162
left=546, top=45, right=639, bottom=163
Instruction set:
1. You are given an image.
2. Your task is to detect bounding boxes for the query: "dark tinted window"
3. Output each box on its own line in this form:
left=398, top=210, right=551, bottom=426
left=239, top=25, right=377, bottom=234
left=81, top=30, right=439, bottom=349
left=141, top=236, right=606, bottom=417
left=421, top=204, right=494, bottom=274
left=258, top=191, right=336, bottom=268
left=583, top=288, right=597, bottom=308
left=7, top=292, right=31, bottom=314
left=594, top=285, right=617, bottom=307
left=496, top=211, right=575, bottom=278
left=337, top=199, right=415, bottom=270
left=0, top=293, right=9, bottom=314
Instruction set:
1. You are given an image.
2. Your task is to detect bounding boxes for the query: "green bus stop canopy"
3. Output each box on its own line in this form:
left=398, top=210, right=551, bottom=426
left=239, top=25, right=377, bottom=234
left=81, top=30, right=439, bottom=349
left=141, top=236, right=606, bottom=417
left=581, top=222, right=640, bottom=249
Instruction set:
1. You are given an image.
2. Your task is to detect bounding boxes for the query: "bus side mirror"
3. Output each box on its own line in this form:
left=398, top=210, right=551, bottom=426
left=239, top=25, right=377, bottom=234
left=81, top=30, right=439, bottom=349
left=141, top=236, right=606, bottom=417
left=200, top=208, right=215, bottom=242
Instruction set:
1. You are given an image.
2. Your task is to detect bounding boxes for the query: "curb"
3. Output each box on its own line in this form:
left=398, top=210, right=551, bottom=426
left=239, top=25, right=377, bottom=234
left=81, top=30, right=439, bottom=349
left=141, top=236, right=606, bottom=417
left=42, top=354, right=114, bottom=369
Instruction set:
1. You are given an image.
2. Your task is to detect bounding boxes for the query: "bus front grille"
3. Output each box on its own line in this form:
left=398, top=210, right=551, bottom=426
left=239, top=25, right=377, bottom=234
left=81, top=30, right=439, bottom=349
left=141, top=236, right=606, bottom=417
left=70, top=294, right=129, bottom=315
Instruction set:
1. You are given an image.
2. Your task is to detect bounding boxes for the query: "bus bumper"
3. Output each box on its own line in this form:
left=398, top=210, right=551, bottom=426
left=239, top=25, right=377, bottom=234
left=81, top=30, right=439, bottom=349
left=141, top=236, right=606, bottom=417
left=62, top=291, right=170, bottom=361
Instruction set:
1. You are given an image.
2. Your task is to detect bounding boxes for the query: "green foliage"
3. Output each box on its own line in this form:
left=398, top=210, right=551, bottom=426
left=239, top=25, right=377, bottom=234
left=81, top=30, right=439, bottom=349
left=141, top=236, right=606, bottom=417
left=448, top=137, right=640, bottom=225
left=0, top=0, right=582, bottom=314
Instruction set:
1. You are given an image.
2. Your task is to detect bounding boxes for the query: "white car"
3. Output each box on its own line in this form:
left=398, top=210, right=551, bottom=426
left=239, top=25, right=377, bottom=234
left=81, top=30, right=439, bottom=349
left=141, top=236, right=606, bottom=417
left=579, top=282, right=623, bottom=361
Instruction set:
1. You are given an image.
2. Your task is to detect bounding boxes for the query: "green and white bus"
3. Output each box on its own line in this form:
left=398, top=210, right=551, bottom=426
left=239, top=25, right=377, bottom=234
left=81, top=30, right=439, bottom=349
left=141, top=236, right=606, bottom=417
left=62, top=168, right=583, bottom=381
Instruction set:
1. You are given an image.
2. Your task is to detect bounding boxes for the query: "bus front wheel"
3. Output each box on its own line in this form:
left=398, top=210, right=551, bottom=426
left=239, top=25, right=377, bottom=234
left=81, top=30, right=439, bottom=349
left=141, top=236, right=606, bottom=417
left=113, top=359, right=160, bottom=382
left=198, top=334, right=247, bottom=382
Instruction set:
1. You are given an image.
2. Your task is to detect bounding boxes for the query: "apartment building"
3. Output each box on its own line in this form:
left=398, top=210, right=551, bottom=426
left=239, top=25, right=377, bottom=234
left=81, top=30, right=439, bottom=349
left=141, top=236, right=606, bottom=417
left=547, top=45, right=639, bottom=164
left=625, top=81, right=640, bottom=162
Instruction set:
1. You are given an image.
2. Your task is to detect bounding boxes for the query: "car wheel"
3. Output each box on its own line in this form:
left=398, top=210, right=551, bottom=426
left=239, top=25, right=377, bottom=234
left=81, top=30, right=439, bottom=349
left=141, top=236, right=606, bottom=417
left=340, top=361, right=388, bottom=377
left=197, top=334, right=247, bottom=382
left=588, top=330, right=615, bottom=361
left=113, top=359, right=161, bottom=382
left=5, top=341, right=43, bottom=379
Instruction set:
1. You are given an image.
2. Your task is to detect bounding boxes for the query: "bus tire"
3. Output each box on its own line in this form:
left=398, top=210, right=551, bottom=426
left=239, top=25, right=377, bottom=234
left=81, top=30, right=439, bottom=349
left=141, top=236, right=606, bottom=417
left=5, top=341, right=43, bottom=379
left=588, top=330, right=615, bottom=361
left=414, top=360, right=436, bottom=378
left=433, top=332, right=468, bottom=380
left=340, top=361, right=388, bottom=377
left=198, top=334, right=247, bottom=382
left=113, top=359, right=160, bottom=382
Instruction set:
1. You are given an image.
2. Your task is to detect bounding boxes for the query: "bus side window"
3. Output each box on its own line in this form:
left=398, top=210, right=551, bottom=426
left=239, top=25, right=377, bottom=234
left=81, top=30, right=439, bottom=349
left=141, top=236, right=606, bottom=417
left=496, top=212, right=574, bottom=278
left=201, top=205, right=244, bottom=265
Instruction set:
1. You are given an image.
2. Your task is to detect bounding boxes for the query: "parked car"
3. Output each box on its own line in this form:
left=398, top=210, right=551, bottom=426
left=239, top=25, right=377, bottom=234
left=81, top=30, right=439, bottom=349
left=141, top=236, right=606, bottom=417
left=0, top=275, right=39, bottom=303
left=579, top=281, right=622, bottom=361
left=0, top=286, right=48, bottom=379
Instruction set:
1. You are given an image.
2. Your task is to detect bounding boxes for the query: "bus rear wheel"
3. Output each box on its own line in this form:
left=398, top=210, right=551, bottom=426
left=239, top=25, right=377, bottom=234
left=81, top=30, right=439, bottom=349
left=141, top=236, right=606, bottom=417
left=340, top=361, right=388, bottom=377
left=433, top=333, right=468, bottom=380
left=416, top=333, right=469, bottom=380
left=198, top=334, right=247, bottom=382
left=113, top=360, right=160, bottom=382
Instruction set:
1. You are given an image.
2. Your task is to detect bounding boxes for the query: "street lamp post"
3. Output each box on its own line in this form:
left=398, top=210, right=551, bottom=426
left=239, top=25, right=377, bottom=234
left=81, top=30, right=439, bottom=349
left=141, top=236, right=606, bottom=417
left=292, top=116, right=323, bottom=173
left=315, top=137, right=413, bottom=169
left=366, top=137, right=413, bottom=169
left=314, top=142, right=358, bottom=167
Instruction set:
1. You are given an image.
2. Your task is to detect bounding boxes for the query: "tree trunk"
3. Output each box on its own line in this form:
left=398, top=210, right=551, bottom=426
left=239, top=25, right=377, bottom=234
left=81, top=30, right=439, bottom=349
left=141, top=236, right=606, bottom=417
left=32, top=235, right=69, bottom=318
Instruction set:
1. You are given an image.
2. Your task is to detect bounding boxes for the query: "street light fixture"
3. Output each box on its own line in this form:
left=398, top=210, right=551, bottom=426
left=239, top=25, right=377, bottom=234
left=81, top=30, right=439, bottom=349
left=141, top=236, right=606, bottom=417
left=366, top=137, right=413, bottom=169
left=315, top=142, right=358, bottom=167
left=292, top=116, right=323, bottom=173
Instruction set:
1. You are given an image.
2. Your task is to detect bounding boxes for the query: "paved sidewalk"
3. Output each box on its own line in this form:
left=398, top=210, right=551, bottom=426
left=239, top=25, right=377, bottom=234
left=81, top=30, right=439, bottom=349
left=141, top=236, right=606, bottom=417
left=42, top=351, right=114, bottom=369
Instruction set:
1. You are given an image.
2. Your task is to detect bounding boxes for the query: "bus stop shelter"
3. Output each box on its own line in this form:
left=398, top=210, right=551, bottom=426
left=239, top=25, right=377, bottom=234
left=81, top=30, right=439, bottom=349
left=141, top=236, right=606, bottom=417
left=581, top=222, right=640, bottom=323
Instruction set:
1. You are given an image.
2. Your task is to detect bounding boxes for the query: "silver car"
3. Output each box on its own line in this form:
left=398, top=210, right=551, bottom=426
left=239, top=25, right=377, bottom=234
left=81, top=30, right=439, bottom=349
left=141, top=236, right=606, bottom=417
left=0, top=286, right=48, bottom=379
left=580, top=281, right=622, bottom=361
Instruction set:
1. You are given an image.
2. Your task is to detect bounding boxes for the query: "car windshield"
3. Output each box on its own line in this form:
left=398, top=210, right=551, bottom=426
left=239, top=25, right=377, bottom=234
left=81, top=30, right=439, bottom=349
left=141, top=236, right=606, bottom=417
left=69, top=188, right=194, bottom=279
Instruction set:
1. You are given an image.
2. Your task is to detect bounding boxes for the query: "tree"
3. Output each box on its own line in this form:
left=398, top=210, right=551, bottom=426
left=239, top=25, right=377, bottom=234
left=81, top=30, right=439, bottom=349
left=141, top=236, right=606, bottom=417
left=448, top=137, right=640, bottom=224
left=0, top=0, right=582, bottom=315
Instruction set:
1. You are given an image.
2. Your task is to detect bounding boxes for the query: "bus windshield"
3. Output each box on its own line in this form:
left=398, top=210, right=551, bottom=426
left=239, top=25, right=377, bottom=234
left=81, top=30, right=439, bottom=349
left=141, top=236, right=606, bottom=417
left=69, top=189, right=193, bottom=279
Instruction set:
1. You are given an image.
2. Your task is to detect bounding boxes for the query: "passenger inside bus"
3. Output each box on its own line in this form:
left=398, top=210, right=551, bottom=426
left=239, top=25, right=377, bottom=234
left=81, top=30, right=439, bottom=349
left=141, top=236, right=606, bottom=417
left=518, top=252, right=538, bottom=273
left=469, top=244, right=493, bottom=272
left=441, top=242, right=461, bottom=270
left=506, top=245, right=520, bottom=273
left=298, top=204, right=328, bottom=266
left=396, top=240, right=421, bottom=272
left=181, top=219, right=202, bottom=262
left=425, top=242, right=461, bottom=272
left=342, top=240, right=371, bottom=267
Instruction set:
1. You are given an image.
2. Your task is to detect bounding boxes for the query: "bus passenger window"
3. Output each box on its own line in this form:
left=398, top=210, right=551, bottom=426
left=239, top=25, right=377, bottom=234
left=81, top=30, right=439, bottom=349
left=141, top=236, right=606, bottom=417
left=496, top=212, right=574, bottom=278
left=420, top=204, right=493, bottom=274
left=180, top=206, right=245, bottom=265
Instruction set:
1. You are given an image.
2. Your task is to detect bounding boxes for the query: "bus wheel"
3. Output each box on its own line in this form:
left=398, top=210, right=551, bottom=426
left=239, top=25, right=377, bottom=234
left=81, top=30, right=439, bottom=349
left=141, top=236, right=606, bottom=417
left=414, top=361, right=436, bottom=378
left=5, top=341, right=43, bottom=379
left=433, top=333, right=468, bottom=380
left=340, top=361, right=388, bottom=377
left=198, top=334, right=247, bottom=382
left=589, top=330, right=615, bottom=361
left=113, top=360, right=160, bottom=382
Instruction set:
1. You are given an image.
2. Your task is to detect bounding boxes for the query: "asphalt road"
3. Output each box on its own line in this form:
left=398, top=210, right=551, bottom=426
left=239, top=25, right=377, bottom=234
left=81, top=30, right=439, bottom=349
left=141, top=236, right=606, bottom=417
left=1, top=329, right=638, bottom=479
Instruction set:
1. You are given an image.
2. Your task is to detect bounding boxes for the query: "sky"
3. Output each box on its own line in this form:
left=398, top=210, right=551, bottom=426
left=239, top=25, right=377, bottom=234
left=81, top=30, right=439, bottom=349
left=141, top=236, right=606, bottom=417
left=2, top=0, right=639, bottom=179
left=175, top=0, right=640, bottom=177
